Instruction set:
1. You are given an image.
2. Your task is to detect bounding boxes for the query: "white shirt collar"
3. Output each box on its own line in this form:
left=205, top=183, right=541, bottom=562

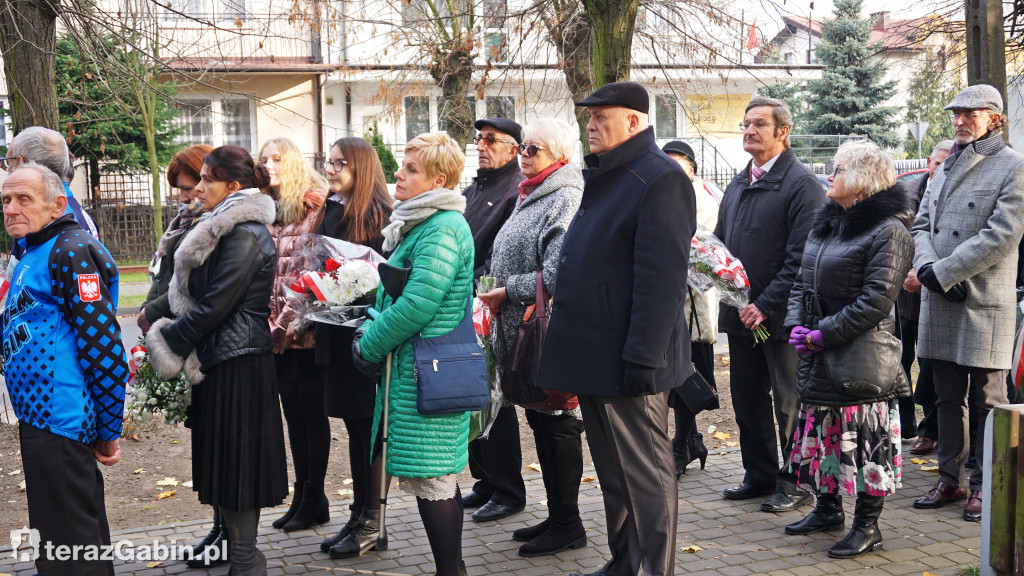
left=751, top=150, right=784, bottom=182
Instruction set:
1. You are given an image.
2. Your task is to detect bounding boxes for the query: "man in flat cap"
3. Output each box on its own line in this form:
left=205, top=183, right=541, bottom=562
left=911, top=84, right=1024, bottom=523
left=539, top=81, right=695, bottom=576
left=461, top=116, right=529, bottom=523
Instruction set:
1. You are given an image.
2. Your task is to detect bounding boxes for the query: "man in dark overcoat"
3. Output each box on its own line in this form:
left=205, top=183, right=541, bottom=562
left=538, top=81, right=695, bottom=576
left=715, top=96, right=824, bottom=513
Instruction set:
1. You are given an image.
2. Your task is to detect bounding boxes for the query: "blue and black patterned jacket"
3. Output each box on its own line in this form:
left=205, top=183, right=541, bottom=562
left=3, top=214, right=129, bottom=443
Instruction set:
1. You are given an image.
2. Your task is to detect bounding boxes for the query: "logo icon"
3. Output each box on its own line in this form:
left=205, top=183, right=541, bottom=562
left=10, top=526, right=39, bottom=562
left=78, top=274, right=101, bottom=302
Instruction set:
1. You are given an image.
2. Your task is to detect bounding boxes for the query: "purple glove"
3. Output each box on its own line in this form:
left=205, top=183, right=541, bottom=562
left=789, top=326, right=810, bottom=346
left=791, top=328, right=825, bottom=355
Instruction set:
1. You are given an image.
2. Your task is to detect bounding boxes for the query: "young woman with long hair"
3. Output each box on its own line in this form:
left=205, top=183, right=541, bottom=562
left=316, top=137, right=394, bottom=555
left=259, top=138, right=332, bottom=532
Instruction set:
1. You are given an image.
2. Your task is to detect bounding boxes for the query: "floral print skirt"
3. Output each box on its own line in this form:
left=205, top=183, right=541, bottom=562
left=789, top=400, right=902, bottom=496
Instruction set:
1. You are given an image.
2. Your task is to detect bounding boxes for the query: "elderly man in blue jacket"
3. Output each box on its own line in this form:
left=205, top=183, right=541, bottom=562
left=2, top=163, right=129, bottom=576
left=538, top=81, right=695, bottom=576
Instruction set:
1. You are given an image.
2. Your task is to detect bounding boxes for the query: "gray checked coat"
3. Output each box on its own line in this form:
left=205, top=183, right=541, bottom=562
left=912, top=133, right=1024, bottom=369
left=488, top=163, right=583, bottom=370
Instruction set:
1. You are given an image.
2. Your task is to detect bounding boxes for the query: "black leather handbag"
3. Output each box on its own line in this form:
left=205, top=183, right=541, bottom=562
left=680, top=287, right=719, bottom=414
left=413, top=294, right=490, bottom=415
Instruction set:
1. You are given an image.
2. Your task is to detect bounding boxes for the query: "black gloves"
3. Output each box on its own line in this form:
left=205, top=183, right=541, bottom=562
left=624, top=361, right=658, bottom=397
left=351, top=330, right=381, bottom=379
left=918, top=263, right=968, bottom=302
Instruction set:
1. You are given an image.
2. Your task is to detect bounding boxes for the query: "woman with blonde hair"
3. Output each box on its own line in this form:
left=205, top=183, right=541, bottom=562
left=337, top=132, right=473, bottom=576
left=258, top=137, right=332, bottom=532
left=317, top=137, right=394, bottom=554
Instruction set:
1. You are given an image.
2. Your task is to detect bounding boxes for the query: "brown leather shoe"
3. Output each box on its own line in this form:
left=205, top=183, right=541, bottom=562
left=909, top=436, right=937, bottom=455
left=913, top=481, right=969, bottom=509
left=963, top=491, right=982, bottom=522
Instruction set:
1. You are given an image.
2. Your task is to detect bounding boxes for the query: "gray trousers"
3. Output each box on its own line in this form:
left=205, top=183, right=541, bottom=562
left=932, top=359, right=1008, bottom=491
left=579, top=391, right=677, bottom=576
left=727, top=335, right=801, bottom=493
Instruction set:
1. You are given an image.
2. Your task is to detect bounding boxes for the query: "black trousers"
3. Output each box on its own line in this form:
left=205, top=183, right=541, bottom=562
left=525, top=409, right=584, bottom=529
left=897, top=316, right=920, bottom=437
left=467, top=404, right=526, bottom=507
left=727, top=334, right=800, bottom=493
left=913, top=356, right=939, bottom=440
left=19, top=423, right=114, bottom=576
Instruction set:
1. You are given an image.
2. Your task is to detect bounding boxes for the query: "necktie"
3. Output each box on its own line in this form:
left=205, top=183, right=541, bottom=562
left=750, top=164, right=765, bottom=181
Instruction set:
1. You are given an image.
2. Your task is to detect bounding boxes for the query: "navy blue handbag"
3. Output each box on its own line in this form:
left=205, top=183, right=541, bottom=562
left=413, top=293, right=489, bottom=415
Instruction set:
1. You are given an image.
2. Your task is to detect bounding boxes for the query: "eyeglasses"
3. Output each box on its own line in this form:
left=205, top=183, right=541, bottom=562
left=948, top=110, right=988, bottom=123
left=473, top=133, right=515, bottom=147
left=323, top=159, right=349, bottom=172
left=518, top=143, right=547, bottom=158
left=0, top=157, right=20, bottom=171
left=738, top=120, right=777, bottom=131
left=830, top=166, right=846, bottom=177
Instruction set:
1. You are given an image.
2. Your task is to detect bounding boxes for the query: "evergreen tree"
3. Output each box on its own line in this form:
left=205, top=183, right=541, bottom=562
left=803, top=0, right=899, bottom=147
left=758, top=82, right=808, bottom=132
left=365, top=121, right=398, bottom=184
left=56, top=34, right=181, bottom=190
left=902, top=54, right=960, bottom=158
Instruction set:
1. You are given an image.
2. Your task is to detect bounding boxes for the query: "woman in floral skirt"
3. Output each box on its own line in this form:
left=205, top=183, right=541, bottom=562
left=783, top=140, right=914, bottom=558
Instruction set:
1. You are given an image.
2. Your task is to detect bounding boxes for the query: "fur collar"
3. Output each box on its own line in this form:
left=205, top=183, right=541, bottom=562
left=168, top=193, right=276, bottom=316
left=811, top=185, right=912, bottom=241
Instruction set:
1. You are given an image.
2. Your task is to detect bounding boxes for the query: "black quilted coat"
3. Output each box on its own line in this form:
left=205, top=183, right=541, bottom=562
left=784, top=185, right=915, bottom=406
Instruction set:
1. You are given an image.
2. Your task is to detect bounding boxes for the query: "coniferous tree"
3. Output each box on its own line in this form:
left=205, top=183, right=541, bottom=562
left=804, top=0, right=899, bottom=147
left=365, top=121, right=398, bottom=184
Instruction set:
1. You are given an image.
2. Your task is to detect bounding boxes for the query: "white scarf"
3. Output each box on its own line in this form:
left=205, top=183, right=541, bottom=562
left=199, top=187, right=262, bottom=222
left=382, top=187, right=466, bottom=252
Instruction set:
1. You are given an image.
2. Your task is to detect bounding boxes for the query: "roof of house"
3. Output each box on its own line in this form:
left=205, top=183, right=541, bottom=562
left=770, top=11, right=945, bottom=53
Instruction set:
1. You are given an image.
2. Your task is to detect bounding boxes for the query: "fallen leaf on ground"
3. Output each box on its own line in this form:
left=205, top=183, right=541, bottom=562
left=929, top=459, right=938, bottom=464
left=7, top=470, right=20, bottom=476
left=920, top=465, right=938, bottom=472
left=527, top=463, right=541, bottom=472
left=681, top=545, right=703, bottom=553
left=133, top=468, right=145, bottom=474
left=336, top=489, right=353, bottom=497
left=581, top=476, right=595, bottom=482
left=155, top=478, right=178, bottom=487
left=707, top=424, right=717, bottom=435
left=156, top=490, right=177, bottom=500
left=713, top=431, right=731, bottom=440
left=343, top=478, right=353, bottom=485
left=182, top=481, right=193, bottom=488
left=911, top=458, right=929, bottom=465
left=725, top=441, right=738, bottom=447
left=17, top=481, right=25, bottom=491
left=146, top=562, right=163, bottom=568
left=127, top=433, right=140, bottom=441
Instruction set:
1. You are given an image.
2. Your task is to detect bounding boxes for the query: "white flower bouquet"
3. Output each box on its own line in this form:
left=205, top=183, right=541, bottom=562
left=124, top=342, right=191, bottom=430
left=284, top=234, right=387, bottom=327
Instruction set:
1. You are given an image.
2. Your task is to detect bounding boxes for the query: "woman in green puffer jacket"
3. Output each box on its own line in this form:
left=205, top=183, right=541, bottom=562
left=333, top=131, right=474, bottom=576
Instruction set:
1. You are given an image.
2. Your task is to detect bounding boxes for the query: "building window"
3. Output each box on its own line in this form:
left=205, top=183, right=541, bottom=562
left=807, top=49, right=816, bottom=64
left=161, top=0, right=247, bottom=19
left=655, top=94, right=677, bottom=139
left=438, top=96, right=476, bottom=132
left=219, top=0, right=247, bottom=20
left=485, top=33, right=508, bottom=63
left=482, top=0, right=505, bottom=29
left=173, top=97, right=253, bottom=149
left=486, top=96, right=514, bottom=120
left=784, top=52, right=795, bottom=65
left=405, top=96, right=430, bottom=142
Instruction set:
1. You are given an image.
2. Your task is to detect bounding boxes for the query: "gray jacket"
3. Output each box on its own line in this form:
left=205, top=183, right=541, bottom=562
left=489, top=164, right=583, bottom=369
left=912, top=134, right=1024, bottom=369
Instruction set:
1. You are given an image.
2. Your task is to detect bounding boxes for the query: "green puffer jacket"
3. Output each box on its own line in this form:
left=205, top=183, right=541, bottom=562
left=360, top=210, right=475, bottom=478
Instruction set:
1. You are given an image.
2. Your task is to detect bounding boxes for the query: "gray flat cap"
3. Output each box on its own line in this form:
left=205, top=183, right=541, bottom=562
left=945, top=84, right=1003, bottom=114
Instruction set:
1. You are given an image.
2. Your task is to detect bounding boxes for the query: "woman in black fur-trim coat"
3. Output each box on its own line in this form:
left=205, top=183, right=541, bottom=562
left=781, top=141, right=914, bottom=560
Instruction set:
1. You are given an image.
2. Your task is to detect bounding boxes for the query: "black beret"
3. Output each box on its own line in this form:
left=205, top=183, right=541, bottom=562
left=474, top=118, right=523, bottom=144
left=662, top=140, right=697, bottom=171
left=575, top=81, right=650, bottom=114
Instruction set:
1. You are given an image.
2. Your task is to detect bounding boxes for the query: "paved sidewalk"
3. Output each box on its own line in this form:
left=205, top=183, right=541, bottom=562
left=0, top=449, right=979, bottom=576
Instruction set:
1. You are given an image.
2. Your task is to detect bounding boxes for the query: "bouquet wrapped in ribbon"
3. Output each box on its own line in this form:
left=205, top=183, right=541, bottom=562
left=688, top=229, right=768, bottom=343
left=284, top=234, right=387, bottom=328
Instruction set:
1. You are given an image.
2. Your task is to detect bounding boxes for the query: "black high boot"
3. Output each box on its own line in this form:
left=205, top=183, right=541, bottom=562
left=329, top=509, right=384, bottom=559
left=828, top=493, right=883, bottom=558
left=186, top=508, right=230, bottom=568
left=272, top=482, right=305, bottom=529
left=321, top=507, right=365, bottom=553
left=784, top=492, right=845, bottom=535
left=282, top=481, right=330, bottom=532
left=685, top=433, right=709, bottom=473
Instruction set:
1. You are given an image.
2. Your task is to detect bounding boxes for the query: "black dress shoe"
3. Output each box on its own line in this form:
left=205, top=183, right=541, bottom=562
left=471, top=501, right=525, bottom=522
left=761, top=491, right=813, bottom=513
left=518, top=524, right=587, bottom=557
left=185, top=528, right=229, bottom=568
left=461, top=490, right=490, bottom=509
left=722, top=483, right=774, bottom=501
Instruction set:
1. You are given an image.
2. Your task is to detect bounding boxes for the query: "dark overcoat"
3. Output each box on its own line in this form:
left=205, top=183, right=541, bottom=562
left=538, top=127, right=696, bottom=397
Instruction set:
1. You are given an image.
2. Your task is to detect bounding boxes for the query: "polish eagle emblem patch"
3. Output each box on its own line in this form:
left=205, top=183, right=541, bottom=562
left=78, top=274, right=101, bottom=302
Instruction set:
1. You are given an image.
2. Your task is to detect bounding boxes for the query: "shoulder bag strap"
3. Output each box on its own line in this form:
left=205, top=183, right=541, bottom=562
left=688, top=285, right=701, bottom=336
left=535, top=270, right=547, bottom=317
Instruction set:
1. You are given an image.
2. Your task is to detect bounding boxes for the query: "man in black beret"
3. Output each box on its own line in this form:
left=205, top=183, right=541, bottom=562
left=461, top=116, right=528, bottom=523
left=539, top=81, right=696, bottom=576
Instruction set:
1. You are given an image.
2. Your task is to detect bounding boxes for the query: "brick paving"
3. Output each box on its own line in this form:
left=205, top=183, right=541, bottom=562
left=0, top=449, right=979, bottom=575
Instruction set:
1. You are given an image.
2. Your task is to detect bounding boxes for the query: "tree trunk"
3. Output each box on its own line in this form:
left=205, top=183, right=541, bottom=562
left=431, top=38, right=475, bottom=150
left=581, top=0, right=637, bottom=87
left=142, top=89, right=163, bottom=244
left=537, top=0, right=592, bottom=154
left=0, top=0, right=60, bottom=132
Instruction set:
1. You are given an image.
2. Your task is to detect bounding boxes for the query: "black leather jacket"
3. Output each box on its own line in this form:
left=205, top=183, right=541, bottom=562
left=785, top=185, right=914, bottom=406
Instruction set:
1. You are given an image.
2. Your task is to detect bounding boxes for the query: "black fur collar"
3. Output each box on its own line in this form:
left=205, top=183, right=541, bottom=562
left=812, top=184, right=912, bottom=241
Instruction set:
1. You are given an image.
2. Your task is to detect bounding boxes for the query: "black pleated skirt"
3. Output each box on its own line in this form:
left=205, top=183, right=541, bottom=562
left=190, top=353, right=289, bottom=510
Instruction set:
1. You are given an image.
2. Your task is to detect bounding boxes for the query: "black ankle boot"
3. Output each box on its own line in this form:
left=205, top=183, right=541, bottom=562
left=321, top=509, right=365, bottom=553
left=785, top=492, right=844, bottom=535
left=186, top=510, right=230, bottom=568
left=512, top=519, right=549, bottom=542
left=328, top=509, right=385, bottom=559
left=282, top=483, right=330, bottom=532
left=272, top=482, right=305, bottom=529
left=828, top=493, right=883, bottom=558
left=517, top=523, right=587, bottom=557
left=184, top=507, right=221, bottom=562
left=686, top=434, right=708, bottom=471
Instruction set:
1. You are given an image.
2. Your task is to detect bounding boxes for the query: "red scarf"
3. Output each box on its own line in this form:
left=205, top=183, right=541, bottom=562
left=518, top=161, right=567, bottom=203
